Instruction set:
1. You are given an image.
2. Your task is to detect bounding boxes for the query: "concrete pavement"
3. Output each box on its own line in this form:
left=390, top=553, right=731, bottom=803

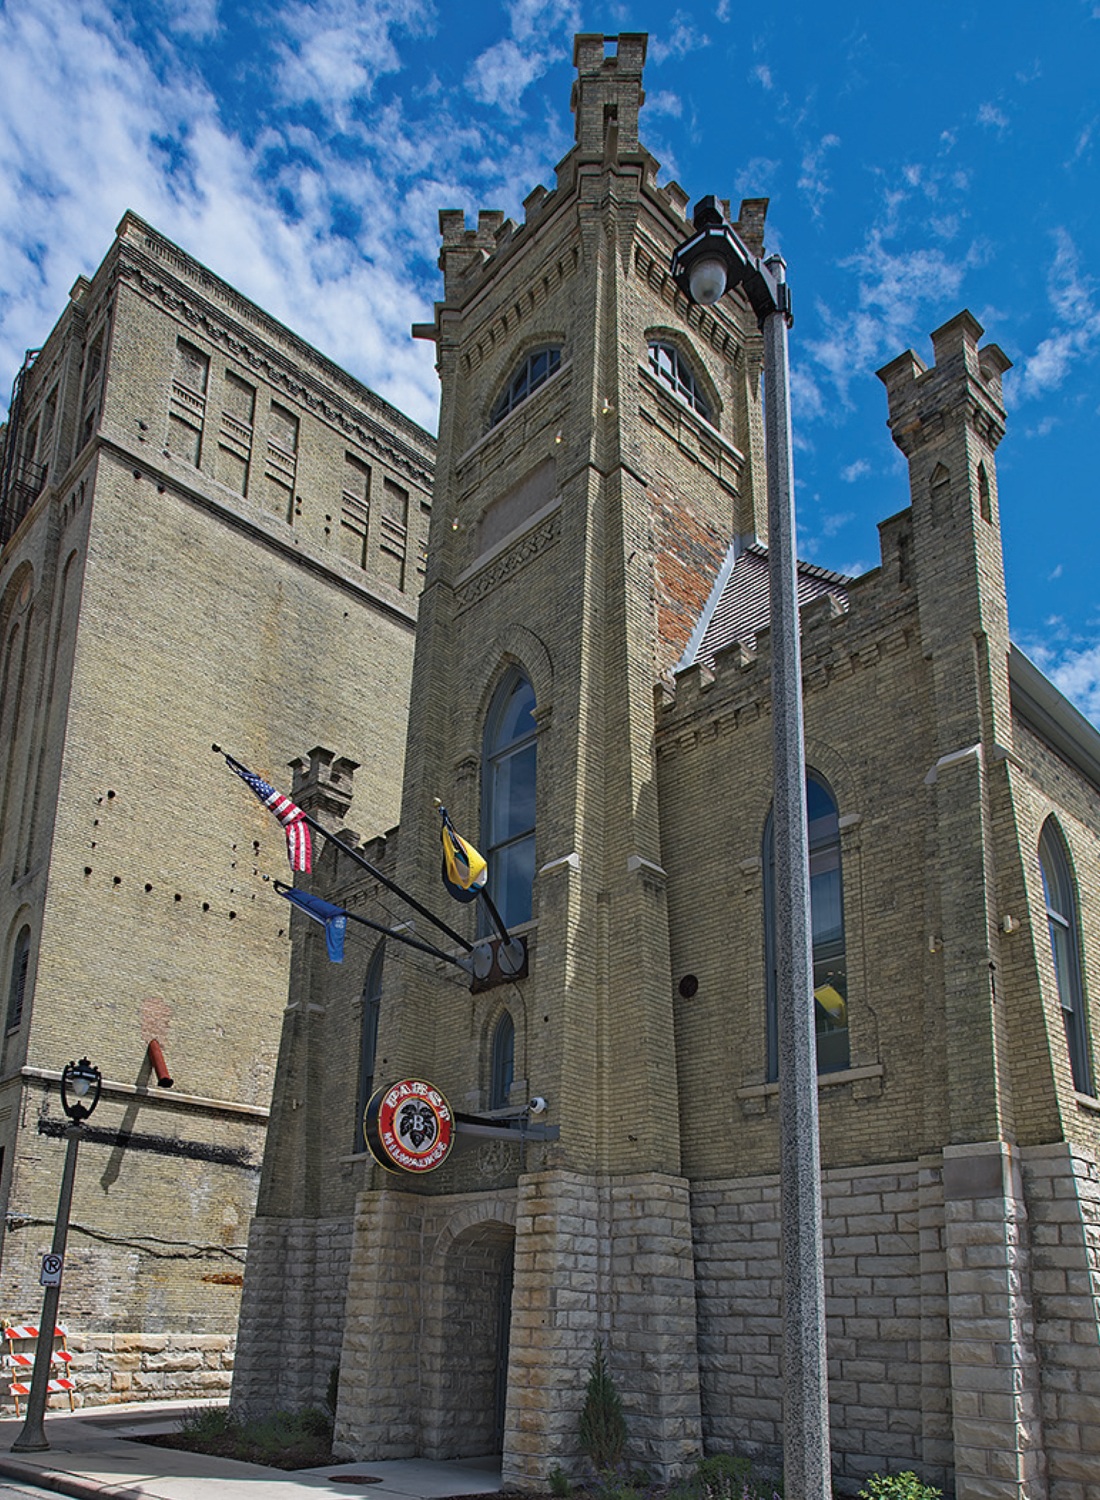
left=0, top=1402, right=504, bottom=1500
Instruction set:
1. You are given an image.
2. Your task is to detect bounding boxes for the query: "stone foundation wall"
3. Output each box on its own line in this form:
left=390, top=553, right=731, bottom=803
left=1023, top=1141, right=1100, bottom=1500
left=230, top=1214, right=353, bottom=1416
left=693, top=1158, right=947, bottom=1495
left=36, top=1331, right=236, bottom=1407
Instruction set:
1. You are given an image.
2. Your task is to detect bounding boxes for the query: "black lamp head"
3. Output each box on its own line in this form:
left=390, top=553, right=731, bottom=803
left=60, top=1057, right=102, bottom=1124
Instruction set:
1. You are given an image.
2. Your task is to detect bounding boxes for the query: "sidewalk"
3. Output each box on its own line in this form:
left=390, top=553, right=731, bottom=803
left=0, top=1401, right=504, bottom=1500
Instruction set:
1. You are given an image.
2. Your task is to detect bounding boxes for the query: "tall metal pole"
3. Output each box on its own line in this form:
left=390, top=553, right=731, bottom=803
left=12, top=1125, right=83, bottom=1452
left=762, top=254, right=832, bottom=1500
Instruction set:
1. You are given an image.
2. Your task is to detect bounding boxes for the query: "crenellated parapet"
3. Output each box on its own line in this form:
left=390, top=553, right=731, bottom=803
left=877, top=309, right=1011, bottom=460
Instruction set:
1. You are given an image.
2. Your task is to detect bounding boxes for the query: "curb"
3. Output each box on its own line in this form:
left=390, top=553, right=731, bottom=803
left=0, top=1453, right=148, bottom=1500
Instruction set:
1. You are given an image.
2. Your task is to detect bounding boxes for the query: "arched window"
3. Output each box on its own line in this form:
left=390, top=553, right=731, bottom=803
left=489, top=347, right=562, bottom=428
left=490, top=1011, right=515, bottom=1109
left=482, top=671, right=537, bottom=931
left=354, top=943, right=384, bottom=1151
left=6, top=926, right=30, bottom=1033
left=647, top=341, right=713, bottom=423
left=765, top=773, right=848, bottom=1080
left=1039, top=820, right=1092, bottom=1095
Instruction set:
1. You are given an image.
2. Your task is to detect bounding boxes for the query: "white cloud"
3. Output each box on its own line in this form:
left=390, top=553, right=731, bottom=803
left=1018, top=228, right=1100, bottom=400
left=644, top=90, right=683, bottom=120
left=650, top=12, right=711, bottom=64
left=977, top=102, right=1008, bottom=129
left=753, top=64, right=773, bottom=90
left=274, top=0, right=435, bottom=124
left=1022, top=639, right=1100, bottom=728
left=841, top=459, right=870, bottom=483
left=155, top=0, right=220, bottom=40
left=464, top=0, right=579, bottom=114
left=798, top=133, right=840, bottom=222
left=806, top=232, right=971, bottom=404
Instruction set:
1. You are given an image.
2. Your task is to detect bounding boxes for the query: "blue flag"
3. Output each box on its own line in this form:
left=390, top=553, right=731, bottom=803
left=277, top=887, right=348, bottom=962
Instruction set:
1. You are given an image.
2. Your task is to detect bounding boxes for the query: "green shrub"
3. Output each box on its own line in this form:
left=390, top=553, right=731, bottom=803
left=858, top=1474, right=942, bottom=1500
left=579, top=1339, right=628, bottom=1473
left=548, top=1464, right=572, bottom=1497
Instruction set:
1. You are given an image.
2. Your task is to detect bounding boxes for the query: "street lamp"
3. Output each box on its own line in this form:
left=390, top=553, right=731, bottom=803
left=671, top=199, right=831, bottom=1500
left=12, top=1058, right=102, bottom=1453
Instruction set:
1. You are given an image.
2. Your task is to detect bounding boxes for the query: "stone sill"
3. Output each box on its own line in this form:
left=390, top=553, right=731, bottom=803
left=737, top=1062, right=885, bottom=1103
left=1074, top=1090, right=1100, bottom=1114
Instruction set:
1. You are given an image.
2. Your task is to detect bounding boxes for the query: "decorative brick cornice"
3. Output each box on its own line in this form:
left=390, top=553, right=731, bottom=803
left=454, top=507, right=561, bottom=611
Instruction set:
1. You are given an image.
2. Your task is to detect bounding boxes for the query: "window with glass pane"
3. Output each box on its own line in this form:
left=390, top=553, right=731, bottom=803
left=6, top=926, right=30, bottom=1033
left=354, top=943, right=384, bottom=1151
left=1039, top=821, right=1092, bottom=1095
left=490, top=1011, right=515, bottom=1108
left=489, top=348, right=562, bottom=427
left=765, top=773, right=849, bottom=1080
left=483, top=672, right=537, bottom=930
left=647, top=341, right=713, bottom=423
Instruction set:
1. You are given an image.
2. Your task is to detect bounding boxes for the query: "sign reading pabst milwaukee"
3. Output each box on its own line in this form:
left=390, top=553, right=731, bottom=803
left=364, top=1079, right=455, bottom=1174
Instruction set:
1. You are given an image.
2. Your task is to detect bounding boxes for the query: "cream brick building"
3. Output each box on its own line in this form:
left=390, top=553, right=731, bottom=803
left=0, top=213, right=433, bottom=1401
left=229, top=35, right=1097, bottom=1500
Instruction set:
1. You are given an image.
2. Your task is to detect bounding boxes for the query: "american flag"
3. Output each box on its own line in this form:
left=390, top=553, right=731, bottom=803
left=223, top=755, right=312, bottom=873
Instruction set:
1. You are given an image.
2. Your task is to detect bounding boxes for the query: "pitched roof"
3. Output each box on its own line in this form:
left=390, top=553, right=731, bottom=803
left=678, top=542, right=852, bottom=670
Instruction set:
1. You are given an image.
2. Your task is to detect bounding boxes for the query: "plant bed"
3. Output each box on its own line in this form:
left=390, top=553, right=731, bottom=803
left=137, top=1404, right=335, bottom=1470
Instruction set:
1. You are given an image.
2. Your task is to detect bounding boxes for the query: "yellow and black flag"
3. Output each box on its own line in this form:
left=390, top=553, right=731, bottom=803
left=439, top=806, right=488, bottom=904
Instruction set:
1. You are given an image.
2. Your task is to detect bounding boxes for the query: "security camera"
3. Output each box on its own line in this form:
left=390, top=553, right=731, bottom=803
left=529, top=1096, right=547, bottom=1115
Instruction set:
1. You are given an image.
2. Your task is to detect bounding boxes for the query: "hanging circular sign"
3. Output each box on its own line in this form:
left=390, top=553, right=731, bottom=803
left=364, top=1078, right=455, bottom=1175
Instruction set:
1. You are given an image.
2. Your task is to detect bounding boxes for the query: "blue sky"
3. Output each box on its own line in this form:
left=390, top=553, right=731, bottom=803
left=2, top=0, right=1098, bottom=724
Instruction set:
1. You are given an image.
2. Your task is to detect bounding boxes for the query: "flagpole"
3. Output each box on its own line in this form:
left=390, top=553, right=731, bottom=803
left=478, top=889, right=513, bottom=947
left=272, top=881, right=473, bottom=973
left=214, top=747, right=473, bottom=953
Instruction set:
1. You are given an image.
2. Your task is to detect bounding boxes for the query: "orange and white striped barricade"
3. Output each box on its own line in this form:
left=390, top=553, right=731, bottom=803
left=4, top=1323, right=75, bottom=1414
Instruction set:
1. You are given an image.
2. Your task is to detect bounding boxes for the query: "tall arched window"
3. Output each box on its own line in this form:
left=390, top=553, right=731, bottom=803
left=1039, top=820, right=1092, bottom=1096
left=354, top=943, right=384, bottom=1151
left=765, top=773, right=849, bottom=1080
left=482, top=671, right=537, bottom=930
left=490, top=1011, right=515, bottom=1109
left=6, top=926, right=30, bottom=1033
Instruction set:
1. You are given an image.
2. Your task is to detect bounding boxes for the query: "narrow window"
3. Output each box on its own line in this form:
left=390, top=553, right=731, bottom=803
left=264, top=402, right=299, bottom=522
left=977, top=462, right=993, bottom=524
left=341, top=453, right=371, bottom=569
left=765, top=773, right=849, bottom=1080
left=1039, top=820, right=1092, bottom=1095
left=169, top=339, right=209, bottom=465
left=647, top=341, right=713, bottom=423
left=482, top=672, right=538, bottom=931
left=217, top=372, right=255, bottom=496
left=490, top=1011, right=515, bottom=1108
left=489, top=347, right=562, bottom=428
left=354, top=943, right=384, bottom=1151
left=6, top=926, right=30, bottom=1032
left=80, top=328, right=106, bottom=449
left=379, top=478, right=409, bottom=591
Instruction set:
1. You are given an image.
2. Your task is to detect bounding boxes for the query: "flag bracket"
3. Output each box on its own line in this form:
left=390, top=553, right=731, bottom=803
left=469, top=934, right=529, bottom=992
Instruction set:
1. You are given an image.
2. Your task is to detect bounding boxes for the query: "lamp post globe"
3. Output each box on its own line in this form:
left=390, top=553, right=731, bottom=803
left=60, top=1058, right=102, bottom=1125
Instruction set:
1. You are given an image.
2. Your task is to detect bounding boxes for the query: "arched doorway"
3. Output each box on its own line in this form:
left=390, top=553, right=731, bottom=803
left=431, top=1219, right=516, bottom=1457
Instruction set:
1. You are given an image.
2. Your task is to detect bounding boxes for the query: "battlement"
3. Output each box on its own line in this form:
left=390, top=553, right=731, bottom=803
left=877, top=309, right=1012, bottom=458
left=571, top=34, right=647, bottom=156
